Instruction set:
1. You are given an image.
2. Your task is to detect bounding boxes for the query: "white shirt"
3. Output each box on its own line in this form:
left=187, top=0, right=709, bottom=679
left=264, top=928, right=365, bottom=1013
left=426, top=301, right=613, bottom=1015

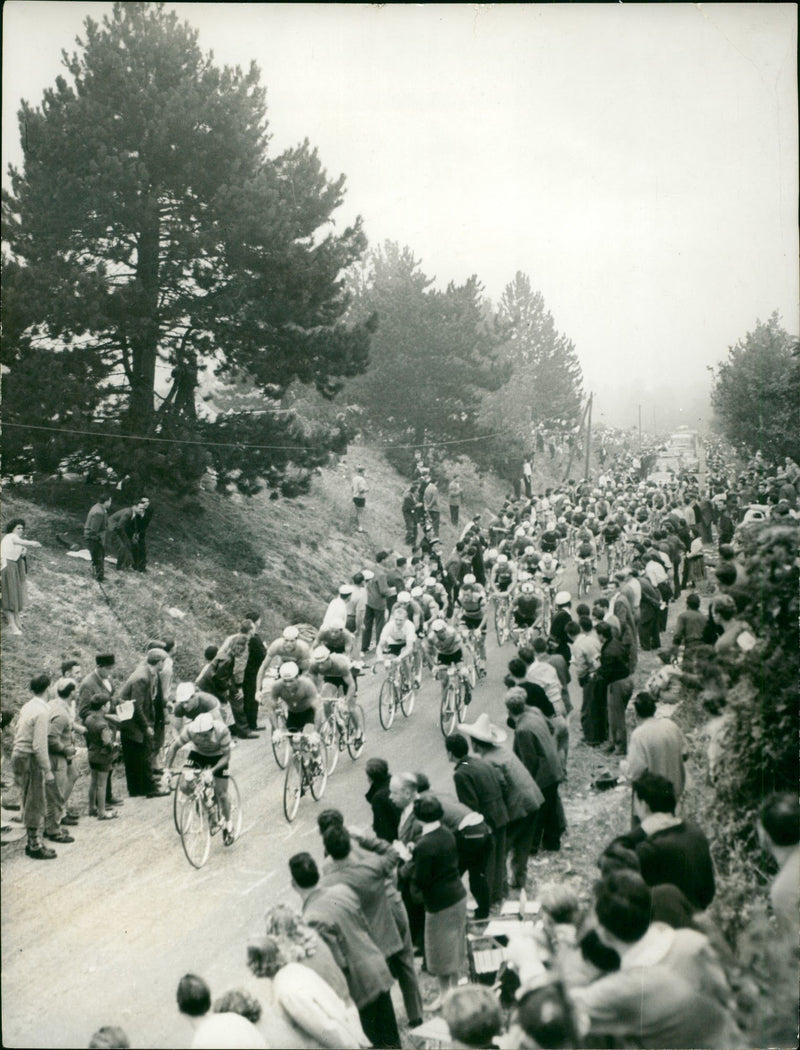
left=321, top=597, right=348, bottom=630
left=525, top=660, right=562, bottom=709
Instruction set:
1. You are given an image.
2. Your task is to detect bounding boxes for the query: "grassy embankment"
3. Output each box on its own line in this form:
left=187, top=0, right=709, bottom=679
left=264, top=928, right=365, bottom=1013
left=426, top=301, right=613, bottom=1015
left=1, top=442, right=574, bottom=738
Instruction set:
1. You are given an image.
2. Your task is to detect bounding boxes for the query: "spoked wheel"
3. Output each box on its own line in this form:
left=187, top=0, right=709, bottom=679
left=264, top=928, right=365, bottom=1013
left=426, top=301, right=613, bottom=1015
left=320, top=715, right=340, bottom=775
left=495, top=604, right=508, bottom=646
left=346, top=704, right=366, bottom=759
left=173, top=770, right=194, bottom=833
left=410, top=646, right=423, bottom=687
left=463, top=650, right=477, bottom=690
left=541, top=601, right=552, bottom=637
left=270, top=713, right=291, bottom=769
left=379, top=679, right=397, bottom=730
left=440, top=680, right=459, bottom=736
left=309, top=748, right=328, bottom=801
left=283, top=754, right=303, bottom=822
left=460, top=679, right=472, bottom=718
left=226, top=776, right=242, bottom=841
left=400, top=681, right=416, bottom=717
left=179, top=796, right=211, bottom=868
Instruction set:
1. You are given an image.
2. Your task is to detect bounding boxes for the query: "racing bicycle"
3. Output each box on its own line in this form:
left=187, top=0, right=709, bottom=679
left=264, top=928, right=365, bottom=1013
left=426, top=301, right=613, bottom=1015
left=170, top=765, right=242, bottom=869
left=319, top=690, right=366, bottom=774
left=374, top=656, right=416, bottom=730
left=436, top=662, right=471, bottom=736
left=282, top=730, right=328, bottom=822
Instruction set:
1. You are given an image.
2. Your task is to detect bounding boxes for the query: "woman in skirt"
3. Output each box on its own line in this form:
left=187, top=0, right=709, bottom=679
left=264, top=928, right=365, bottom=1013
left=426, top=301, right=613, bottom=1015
left=1, top=519, right=41, bottom=635
left=412, top=793, right=467, bottom=1009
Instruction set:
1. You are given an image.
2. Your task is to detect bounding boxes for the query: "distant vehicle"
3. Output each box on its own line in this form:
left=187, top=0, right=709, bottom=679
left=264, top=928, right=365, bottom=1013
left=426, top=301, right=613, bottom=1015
left=667, top=428, right=700, bottom=471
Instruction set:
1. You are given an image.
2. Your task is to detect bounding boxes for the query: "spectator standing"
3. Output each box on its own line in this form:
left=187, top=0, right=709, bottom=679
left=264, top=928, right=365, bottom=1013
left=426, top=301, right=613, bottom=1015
left=243, top=611, right=267, bottom=732
left=447, top=475, right=463, bottom=527
left=401, top=484, right=420, bottom=548
left=505, top=691, right=563, bottom=855
left=671, top=591, right=706, bottom=662
left=623, top=692, right=689, bottom=805
left=290, top=852, right=401, bottom=1049
left=423, top=477, right=441, bottom=537
left=106, top=503, right=137, bottom=570
left=43, top=678, right=80, bottom=844
left=571, top=616, right=602, bottom=742
left=595, top=621, right=632, bottom=755
left=77, top=653, right=121, bottom=810
left=176, top=974, right=266, bottom=1049
left=758, top=793, right=800, bottom=937
left=129, top=497, right=153, bottom=572
left=117, top=649, right=170, bottom=798
left=364, top=758, right=400, bottom=843
left=83, top=493, right=112, bottom=583
left=361, top=551, right=391, bottom=656
left=12, top=674, right=57, bottom=859
left=352, top=465, right=368, bottom=533
left=1, top=518, right=41, bottom=635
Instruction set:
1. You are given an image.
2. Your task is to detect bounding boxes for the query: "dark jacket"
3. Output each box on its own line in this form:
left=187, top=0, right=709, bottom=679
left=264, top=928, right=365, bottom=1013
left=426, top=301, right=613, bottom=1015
left=117, top=664, right=156, bottom=743
left=365, top=777, right=400, bottom=843
left=511, top=707, right=562, bottom=791
left=452, top=755, right=509, bottom=831
left=620, top=820, right=716, bottom=911
left=412, top=825, right=466, bottom=913
left=598, top=636, right=630, bottom=685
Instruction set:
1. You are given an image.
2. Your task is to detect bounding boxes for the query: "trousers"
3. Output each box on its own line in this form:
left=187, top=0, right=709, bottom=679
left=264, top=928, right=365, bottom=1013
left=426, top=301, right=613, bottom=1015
left=358, top=989, right=400, bottom=1049
left=362, top=606, right=386, bottom=652
left=608, top=676, right=633, bottom=751
left=456, top=826, right=492, bottom=919
left=387, top=898, right=423, bottom=1024
left=506, top=813, right=538, bottom=889
left=45, top=754, right=78, bottom=832
left=12, top=752, right=46, bottom=834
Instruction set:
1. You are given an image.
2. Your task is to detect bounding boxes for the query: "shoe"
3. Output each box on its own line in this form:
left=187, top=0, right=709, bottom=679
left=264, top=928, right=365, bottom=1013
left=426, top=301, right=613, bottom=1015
left=26, top=844, right=57, bottom=860
left=107, top=798, right=124, bottom=806
left=61, top=815, right=80, bottom=826
left=222, top=828, right=234, bottom=847
left=97, top=812, right=118, bottom=820
left=251, top=724, right=266, bottom=731
left=238, top=731, right=259, bottom=740
left=2, top=801, right=21, bottom=811
left=88, top=808, right=98, bottom=817
left=146, top=789, right=170, bottom=798
left=408, top=1019, right=423, bottom=1030
left=45, top=831, right=75, bottom=843
left=151, top=767, right=165, bottom=776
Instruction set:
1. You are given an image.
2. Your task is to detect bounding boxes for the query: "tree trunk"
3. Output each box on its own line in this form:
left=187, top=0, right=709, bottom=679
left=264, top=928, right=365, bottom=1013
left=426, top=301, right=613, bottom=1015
left=128, top=195, right=161, bottom=433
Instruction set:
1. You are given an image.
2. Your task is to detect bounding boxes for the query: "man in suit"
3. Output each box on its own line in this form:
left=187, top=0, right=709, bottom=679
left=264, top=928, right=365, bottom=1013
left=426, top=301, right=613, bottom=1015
left=77, top=653, right=122, bottom=808
left=117, top=650, right=169, bottom=798
left=389, top=772, right=425, bottom=955
left=505, top=690, right=563, bottom=854
left=129, top=497, right=153, bottom=573
left=290, top=851, right=400, bottom=1049
left=319, top=821, right=423, bottom=1030
left=445, top=732, right=510, bottom=907
left=242, top=610, right=266, bottom=732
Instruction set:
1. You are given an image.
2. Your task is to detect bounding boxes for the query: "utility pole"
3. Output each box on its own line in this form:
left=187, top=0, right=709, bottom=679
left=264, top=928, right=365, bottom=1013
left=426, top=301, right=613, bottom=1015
left=583, top=392, right=593, bottom=482
left=638, top=403, right=642, bottom=450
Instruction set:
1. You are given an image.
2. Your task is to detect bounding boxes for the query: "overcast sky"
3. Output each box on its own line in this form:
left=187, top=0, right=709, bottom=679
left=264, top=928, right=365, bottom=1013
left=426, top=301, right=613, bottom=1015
left=3, top=2, right=798, bottom=429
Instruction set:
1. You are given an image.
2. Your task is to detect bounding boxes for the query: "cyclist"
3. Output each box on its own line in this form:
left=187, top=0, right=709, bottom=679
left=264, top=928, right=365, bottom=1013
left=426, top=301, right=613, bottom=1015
left=257, top=626, right=312, bottom=693
left=455, top=574, right=488, bottom=675
left=375, top=603, right=417, bottom=692
left=172, top=682, right=221, bottom=723
left=166, top=712, right=235, bottom=846
left=270, top=661, right=322, bottom=732
left=539, top=525, right=560, bottom=556
left=537, top=552, right=564, bottom=597
left=314, top=623, right=353, bottom=656
left=395, top=589, right=424, bottom=634
left=423, top=575, right=448, bottom=615
left=425, top=618, right=468, bottom=705
left=575, top=528, right=597, bottom=586
left=510, top=581, right=542, bottom=637
left=519, top=545, right=540, bottom=576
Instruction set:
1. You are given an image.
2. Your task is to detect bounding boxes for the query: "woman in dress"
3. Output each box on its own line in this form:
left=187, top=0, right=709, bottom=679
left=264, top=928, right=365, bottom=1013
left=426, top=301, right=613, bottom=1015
left=411, top=793, right=468, bottom=1009
left=1, top=519, right=41, bottom=635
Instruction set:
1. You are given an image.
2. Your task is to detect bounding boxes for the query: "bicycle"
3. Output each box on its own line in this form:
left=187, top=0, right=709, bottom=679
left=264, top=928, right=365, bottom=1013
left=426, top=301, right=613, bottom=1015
left=170, top=765, right=242, bottom=869
left=319, top=691, right=366, bottom=774
left=282, top=730, right=328, bottom=823
left=459, top=625, right=485, bottom=682
left=374, top=656, right=416, bottom=730
left=436, top=662, right=470, bottom=736
left=492, top=591, right=512, bottom=646
left=576, top=559, right=594, bottom=598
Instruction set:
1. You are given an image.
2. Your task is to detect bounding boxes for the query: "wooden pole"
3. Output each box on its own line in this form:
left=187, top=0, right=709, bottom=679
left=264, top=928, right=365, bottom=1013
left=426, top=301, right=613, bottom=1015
left=583, top=392, right=593, bottom=481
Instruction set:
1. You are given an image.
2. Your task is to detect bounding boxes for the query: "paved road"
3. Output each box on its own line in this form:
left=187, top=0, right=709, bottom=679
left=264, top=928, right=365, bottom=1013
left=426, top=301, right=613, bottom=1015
left=1, top=563, right=586, bottom=1049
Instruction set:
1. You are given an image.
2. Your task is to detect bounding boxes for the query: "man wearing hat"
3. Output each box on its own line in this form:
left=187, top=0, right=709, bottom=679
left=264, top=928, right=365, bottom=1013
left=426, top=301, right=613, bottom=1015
left=351, top=465, right=368, bottom=533
left=117, top=649, right=170, bottom=798
left=77, top=653, right=123, bottom=808
left=459, top=713, right=543, bottom=892
left=321, top=585, right=352, bottom=632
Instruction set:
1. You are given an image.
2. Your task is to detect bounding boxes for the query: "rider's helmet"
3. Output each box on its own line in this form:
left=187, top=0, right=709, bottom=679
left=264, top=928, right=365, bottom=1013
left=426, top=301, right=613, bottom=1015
left=279, top=661, right=299, bottom=680
left=311, top=645, right=330, bottom=662
left=524, top=546, right=535, bottom=556
left=283, top=626, right=299, bottom=641
left=496, top=553, right=509, bottom=565
left=431, top=619, right=447, bottom=633
left=486, top=548, right=499, bottom=561
left=175, top=682, right=195, bottom=705
left=397, top=590, right=412, bottom=604
left=540, top=554, right=556, bottom=572
left=192, top=712, right=214, bottom=734
left=520, top=582, right=535, bottom=594
left=410, top=586, right=424, bottom=598
left=424, top=576, right=437, bottom=588
left=462, top=574, right=476, bottom=586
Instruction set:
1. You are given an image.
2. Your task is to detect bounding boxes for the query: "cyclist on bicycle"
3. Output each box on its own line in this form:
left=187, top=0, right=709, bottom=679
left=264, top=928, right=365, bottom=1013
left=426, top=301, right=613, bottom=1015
left=519, top=545, right=540, bottom=576
left=537, top=552, right=564, bottom=596
left=539, top=525, right=560, bottom=556
left=172, top=682, right=221, bottom=722
left=395, top=589, right=424, bottom=634
left=314, top=623, right=353, bottom=656
left=425, top=618, right=467, bottom=702
left=257, top=626, right=312, bottom=693
left=270, top=661, right=322, bottom=733
left=511, top=582, right=542, bottom=635
left=166, top=712, right=236, bottom=846
left=456, top=574, right=488, bottom=675
left=375, top=604, right=417, bottom=693
left=576, top=528, right=597, bottom=584
left=309, top=645, right=357, bottom=716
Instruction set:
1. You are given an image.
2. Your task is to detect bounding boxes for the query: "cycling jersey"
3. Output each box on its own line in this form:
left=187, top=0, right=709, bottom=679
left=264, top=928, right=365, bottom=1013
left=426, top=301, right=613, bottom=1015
left=512, top=595, right=540, bottom=624
left=578, top=541, right=594, bottom=559
left=540, top=531, right=559, bottom=553
left=427, top=625, right=462, bottom=656
left=176, top=721, right=232, bottom=758
left=459, top=586, right=486, bottom=616
left=271, top=676, right=319, bottom=714
left=265, top=638, right=312, bottom=672
left=376, top=619, right=416, bottom=659
left=311, top=653, right=352, bottom=681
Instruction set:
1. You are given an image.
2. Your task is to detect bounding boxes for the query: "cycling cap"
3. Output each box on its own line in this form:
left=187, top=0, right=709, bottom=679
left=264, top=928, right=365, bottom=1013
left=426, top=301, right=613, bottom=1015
left=397, top=591, right=412, bottom=604
left=192, top=712, right=214, bottom=734
left=338, top=584, right=353, bottom=595
left=410, top=586, right=423, bottom=598
left=361, top=569, right=374, bottom=581
left=524, top=546, right=535, bottom=556
left=555, top=591, right=571, bottom=606
left=283, top=626, right=300, bottom=641
left=424, top=576, right=437, bottom=587
left=431, top=619, right=447, bottom=632
left=312, top=645, right=330, bottom=662
left=515, top=527, right=526, bottom=537
left=175, top=682, right=195, bottom=704
left=521, top=582, right=535, bottom=594
left=279, top=661, right=299, bottom=679
left=463, top=574, right=476, bottom=586
left=497, top=554, right=509, bottom=564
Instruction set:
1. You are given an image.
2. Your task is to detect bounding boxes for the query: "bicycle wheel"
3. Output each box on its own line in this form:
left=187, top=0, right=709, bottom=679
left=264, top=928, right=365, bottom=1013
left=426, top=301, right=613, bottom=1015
left=270, top=712, right=291, bottom=769
left=463, top=649, right=477, bottom=690
left=173, top=770, right=193, bottom=833
left=319, top=714, right=340, bottom=775
left=309, top=748, right=328, bottom=801
left=378, top=679, right=397, bottom=730
left=346, top=704, right=366, bottom=759
left=226, top=776, right=243, bottom=841
left=541, top=600, right=552, bottom=637
left=179, top=796, right=211, bottom=868
left=283, top=754, right=303, bottom=822
left=440, top=680, right=458, bottom=736
left=410, top=645, right=423, bottom=686
left=400, top=679, right=416, bottom=717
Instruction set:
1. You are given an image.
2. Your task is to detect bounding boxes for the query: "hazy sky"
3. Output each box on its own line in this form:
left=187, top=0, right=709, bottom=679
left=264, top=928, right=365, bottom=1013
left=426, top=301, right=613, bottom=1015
left=3, top=2, right=798, bottom=428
